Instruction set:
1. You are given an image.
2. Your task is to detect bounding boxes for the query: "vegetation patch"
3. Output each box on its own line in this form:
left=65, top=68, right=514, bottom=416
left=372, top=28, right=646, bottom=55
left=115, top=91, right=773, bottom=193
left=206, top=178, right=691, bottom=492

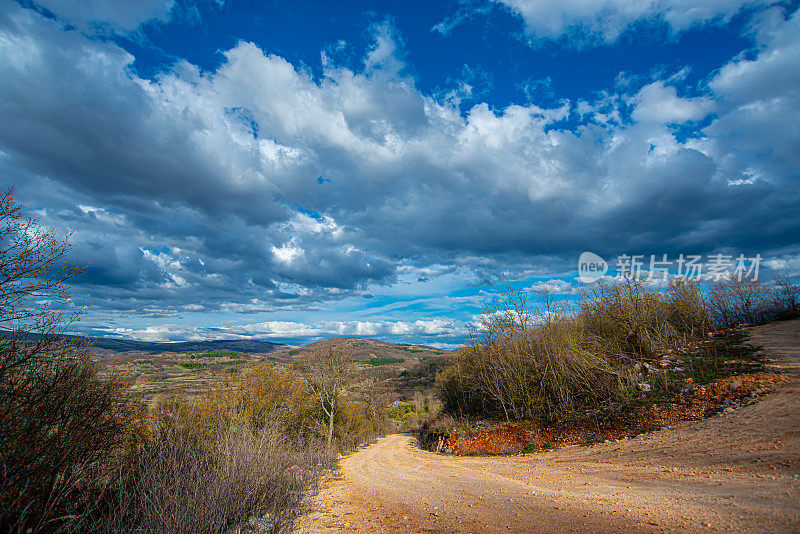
left=394, top=345, right=444, bottom=354
left=360, top=357, right=405, bottom=366
left=422, top=327, right=784, bottom=455
left=190, top=349, right=245, bottom=359
left=425, top=274, right=798, bottom=456
left=179, top=362, right=208, bottom=369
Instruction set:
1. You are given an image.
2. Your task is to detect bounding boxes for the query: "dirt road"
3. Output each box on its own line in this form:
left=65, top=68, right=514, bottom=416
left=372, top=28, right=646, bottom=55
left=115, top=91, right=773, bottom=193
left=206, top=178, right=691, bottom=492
left=297, top=320, right=800, bottom=533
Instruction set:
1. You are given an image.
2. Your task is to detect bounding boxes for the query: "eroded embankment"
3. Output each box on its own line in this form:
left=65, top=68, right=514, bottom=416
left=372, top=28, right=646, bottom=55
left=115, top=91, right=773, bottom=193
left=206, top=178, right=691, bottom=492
left=419, top=372, right=785, bottom=455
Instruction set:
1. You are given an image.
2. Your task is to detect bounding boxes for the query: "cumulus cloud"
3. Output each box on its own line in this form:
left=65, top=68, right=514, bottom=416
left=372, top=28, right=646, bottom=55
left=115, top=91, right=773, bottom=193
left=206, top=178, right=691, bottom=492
left=527, top=279, right=579, bottom=295
left=701, top=8, right=800, bottom=189
left=0, top=1, right=798, bottom=340
left=33, top=0, right=174, bottom=33
left=488, top=0, right=778, bottom=45
left=101, top=317, right=466, bottom=343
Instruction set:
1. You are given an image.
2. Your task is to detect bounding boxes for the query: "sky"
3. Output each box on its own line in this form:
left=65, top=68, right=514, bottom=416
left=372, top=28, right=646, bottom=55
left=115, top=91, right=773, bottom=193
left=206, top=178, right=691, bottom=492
left=1, top=0, right=799, bottom=348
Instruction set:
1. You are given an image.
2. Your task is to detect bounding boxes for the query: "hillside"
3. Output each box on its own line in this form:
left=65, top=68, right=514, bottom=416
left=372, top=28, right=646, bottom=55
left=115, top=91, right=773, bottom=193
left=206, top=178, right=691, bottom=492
left=94, top=335, right=452, bottom=402
left=1, top=331, right=290, bottom=356
left=87, top=336, right=289, bottom=356
left=288, top=337, right=448, bottom=367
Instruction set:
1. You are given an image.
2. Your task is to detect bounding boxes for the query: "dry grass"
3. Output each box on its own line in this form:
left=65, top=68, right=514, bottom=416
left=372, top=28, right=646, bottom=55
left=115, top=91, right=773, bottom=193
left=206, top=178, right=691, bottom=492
left=91, top=414, right=329, bottom=534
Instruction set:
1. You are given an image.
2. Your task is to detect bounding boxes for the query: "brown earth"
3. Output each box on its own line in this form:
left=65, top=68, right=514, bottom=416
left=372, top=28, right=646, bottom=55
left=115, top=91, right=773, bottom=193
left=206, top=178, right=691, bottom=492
left=98, top=337, right=446, bottom=403
left=296, top=319, right=800, bottom=533
left=438, top=372, right=785, bottom=456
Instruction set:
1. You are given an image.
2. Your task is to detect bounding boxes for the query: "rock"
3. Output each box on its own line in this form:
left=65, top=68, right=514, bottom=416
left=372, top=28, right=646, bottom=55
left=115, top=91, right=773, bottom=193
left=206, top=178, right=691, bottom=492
left=637, top=383, right=652, bottom=392
left=643, top=362, right=657, bottom=374
left=659, top=359, right=671, bottom=368
left=685, top=378, right=694, bottom=384
left=728, top=379, right=742, bottom=391
left=674, top=367, right=685, bottom=372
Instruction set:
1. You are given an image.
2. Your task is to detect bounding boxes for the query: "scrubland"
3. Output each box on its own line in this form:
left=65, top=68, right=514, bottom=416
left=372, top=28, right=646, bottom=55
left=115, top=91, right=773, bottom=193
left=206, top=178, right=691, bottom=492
left=428, top=274, right=799, bottom=450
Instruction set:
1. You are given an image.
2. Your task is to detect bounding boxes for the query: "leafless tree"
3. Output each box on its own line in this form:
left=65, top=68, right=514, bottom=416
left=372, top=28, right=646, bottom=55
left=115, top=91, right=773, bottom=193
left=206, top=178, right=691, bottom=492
left=0, top=188, right=136, bottom=533
left=301, top=347, right=354, bottom=448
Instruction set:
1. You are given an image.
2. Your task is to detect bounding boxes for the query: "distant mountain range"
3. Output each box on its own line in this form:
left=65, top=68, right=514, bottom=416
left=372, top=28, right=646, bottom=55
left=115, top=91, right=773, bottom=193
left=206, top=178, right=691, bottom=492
left=1, top=331, right=290, bottom=355
left=86, top=337, right=290, bottom=354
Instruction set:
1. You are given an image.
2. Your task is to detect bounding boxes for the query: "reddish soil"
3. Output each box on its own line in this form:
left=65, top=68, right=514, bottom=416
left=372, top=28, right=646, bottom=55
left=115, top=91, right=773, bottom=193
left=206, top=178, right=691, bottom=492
left=441, top=372, right=785, bottom=455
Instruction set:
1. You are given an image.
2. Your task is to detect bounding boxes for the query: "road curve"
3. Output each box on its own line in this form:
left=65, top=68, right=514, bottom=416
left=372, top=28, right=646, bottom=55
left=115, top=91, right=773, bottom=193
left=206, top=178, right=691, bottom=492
left=298, top=320, right=800, bottom=533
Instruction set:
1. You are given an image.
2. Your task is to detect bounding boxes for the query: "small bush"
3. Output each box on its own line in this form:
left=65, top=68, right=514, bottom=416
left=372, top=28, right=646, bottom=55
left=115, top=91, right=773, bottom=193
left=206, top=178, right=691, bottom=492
left=179, top=361, right=208, bottom=369
left=361, top=357, right=405, bottom=366
left=579, top=278, right=711, bottom=360
left=90, top=364, right=333, bottom=533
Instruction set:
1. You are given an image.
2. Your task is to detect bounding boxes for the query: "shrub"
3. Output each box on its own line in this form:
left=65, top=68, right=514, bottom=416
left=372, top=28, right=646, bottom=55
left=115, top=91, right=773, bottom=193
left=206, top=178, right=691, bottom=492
left=83, top=364, right=333, bottom=533
left=94, top=409, right=326, bottom=534
left=708, top=273, right=800, bottom=327
left=438, top=289, right=628, bottom=422
left=0, top=189, right=144, bottom=533
left=437, top=280, right=713, bottom=423
left=770, top=272, right=800, bottom=320
left=579, top=278, right=711, bottom=360
left=708, top=275, right=771, bottom=327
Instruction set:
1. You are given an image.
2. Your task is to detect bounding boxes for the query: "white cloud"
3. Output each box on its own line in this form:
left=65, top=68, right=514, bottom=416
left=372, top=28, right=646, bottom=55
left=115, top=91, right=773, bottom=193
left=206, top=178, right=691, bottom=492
left=700, top=10, right=800, bottom=187
left=492, top=0, right=776, bottom=44
left=34, top=0, right=174, bottom=33
left=630, top=82, right=714, bottom=124
left=271, top=242, right=304, bottom=265
left=77, top=204, right=127, bottom=226
left=527, top=279, right=579, bottom=294
left=102, top=317, right=467, bottom=343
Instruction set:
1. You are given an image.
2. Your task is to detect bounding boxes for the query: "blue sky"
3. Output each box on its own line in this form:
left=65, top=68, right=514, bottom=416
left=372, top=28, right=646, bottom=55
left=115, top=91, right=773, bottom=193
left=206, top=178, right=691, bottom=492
left=1, top=0, right=799, bottom=347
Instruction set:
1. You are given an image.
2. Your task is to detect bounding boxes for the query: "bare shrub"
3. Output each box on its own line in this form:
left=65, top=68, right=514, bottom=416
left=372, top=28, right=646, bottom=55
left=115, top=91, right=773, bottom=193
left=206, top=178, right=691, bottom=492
left=0, top=189, right=142, bottom=533
left=579, top=278, right=710, bottom=360
left=708, top=275, right=772, bottom=327
left=438, top=289, right=629, bottom=422
left=438, top=279, right=712, bottom=423
left=87, top=364, right=333, bottom=534
left=94, top=414, right=325, bottom=534
left=664, top=279, right=712, bottom=339
left=768, top=271, right=800, bottom=321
